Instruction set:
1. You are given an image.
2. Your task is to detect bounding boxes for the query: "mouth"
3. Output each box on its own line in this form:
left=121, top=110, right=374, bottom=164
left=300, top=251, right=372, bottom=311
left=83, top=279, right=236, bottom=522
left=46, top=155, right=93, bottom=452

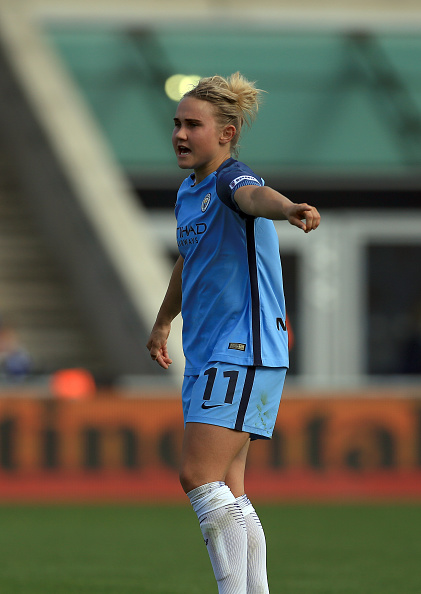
left=177, top=145, right=191, bottom=156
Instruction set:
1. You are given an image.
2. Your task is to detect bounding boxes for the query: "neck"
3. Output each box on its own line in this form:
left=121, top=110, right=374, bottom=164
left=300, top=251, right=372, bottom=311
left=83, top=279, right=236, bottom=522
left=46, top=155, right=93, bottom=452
left=194, top=155, right=231, bottom=185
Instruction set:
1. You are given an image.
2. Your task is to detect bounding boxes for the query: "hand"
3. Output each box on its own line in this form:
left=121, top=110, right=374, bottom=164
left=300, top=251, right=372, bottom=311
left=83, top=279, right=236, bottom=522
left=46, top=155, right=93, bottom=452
left=146, top=323, right=173, bottom=369
left=286, top=203, right=320, bottom=233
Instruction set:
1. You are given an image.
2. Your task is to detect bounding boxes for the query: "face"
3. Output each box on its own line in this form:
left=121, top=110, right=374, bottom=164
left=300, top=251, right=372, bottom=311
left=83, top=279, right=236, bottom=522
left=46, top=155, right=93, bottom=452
left=172, top=97, right=234, bottom=184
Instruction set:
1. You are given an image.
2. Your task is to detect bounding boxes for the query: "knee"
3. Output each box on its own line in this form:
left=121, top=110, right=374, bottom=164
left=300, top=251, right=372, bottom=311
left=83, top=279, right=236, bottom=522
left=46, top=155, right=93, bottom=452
left=179, top=464, right=201, bottom=494
left=179, top=461, right=217, bottom=494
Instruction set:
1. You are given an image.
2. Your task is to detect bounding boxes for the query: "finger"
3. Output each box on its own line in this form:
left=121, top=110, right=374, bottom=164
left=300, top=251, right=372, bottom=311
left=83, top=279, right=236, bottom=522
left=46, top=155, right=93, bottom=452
left=312, top=208, right=321, bottom=229
left=150, top=343, right=172, bottom=366
left=156, top=354, right=173, bottom=369
left=302, top=206, right=320, bottom=232
left=156, top=355, right=168, bottom=369
left=292, top=211, right=307, bottom=231
left=147, top=343, right=158, bottom=359
left=294, top=204, right=311, bottom=231
left=306, top=208, right=321, bottom=232
left=149, top=345, right=164, bottom=363
left=305, top=210, right=315, bottom=233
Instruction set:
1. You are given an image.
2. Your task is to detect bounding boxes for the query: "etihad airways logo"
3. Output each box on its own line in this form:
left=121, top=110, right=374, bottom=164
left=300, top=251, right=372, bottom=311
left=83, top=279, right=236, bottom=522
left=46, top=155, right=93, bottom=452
left=177, top=222, right=207, bottom=247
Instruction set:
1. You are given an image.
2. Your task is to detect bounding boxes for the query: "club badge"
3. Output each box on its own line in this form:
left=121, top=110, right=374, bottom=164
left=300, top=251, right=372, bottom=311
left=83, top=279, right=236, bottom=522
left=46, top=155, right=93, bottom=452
left=201, top=193, right=211, bottom=212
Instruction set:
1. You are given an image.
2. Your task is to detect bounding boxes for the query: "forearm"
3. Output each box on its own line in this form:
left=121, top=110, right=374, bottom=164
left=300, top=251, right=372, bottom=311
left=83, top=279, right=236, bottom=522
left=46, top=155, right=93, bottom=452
left=234, top=185, right=320, bottom=232
left=154, top=255, right=183, bottom=326
left=234, top=185, right=293, bottom=220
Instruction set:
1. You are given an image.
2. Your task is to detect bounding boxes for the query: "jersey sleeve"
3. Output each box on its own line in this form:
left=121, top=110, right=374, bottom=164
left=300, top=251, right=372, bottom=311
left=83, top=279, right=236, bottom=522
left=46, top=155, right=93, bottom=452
left=216, top=160, right=264, bottom=218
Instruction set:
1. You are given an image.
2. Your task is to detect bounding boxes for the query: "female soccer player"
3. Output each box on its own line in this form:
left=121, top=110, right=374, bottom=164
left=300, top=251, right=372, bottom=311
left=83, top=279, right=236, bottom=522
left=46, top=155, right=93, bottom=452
left=147, top=72, right=320, bottom=593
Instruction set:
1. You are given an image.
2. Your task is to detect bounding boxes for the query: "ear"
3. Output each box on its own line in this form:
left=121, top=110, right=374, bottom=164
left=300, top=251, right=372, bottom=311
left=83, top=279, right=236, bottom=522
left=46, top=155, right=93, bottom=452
left=220, top=124, right=236, bottom=145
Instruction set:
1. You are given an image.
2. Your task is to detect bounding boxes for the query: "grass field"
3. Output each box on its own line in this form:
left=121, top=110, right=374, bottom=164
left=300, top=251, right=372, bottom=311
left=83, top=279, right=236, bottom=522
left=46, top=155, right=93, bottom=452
left=0, top=504, right=420, bottom=594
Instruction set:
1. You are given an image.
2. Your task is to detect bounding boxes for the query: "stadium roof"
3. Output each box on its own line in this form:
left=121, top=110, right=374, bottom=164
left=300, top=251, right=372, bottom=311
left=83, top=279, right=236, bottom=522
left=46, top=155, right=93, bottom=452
left=45, top=23, right=421, bottom=184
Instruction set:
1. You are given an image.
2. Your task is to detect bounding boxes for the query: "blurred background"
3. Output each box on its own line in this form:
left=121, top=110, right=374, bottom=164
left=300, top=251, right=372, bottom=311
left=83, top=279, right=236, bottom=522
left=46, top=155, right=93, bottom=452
left=0, top=0, right=420, bottom=503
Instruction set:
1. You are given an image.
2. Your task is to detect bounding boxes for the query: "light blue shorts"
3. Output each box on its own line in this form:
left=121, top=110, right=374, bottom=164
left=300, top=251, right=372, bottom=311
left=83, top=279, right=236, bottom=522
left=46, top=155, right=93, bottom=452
left=182, top=362, right=287, bottom=440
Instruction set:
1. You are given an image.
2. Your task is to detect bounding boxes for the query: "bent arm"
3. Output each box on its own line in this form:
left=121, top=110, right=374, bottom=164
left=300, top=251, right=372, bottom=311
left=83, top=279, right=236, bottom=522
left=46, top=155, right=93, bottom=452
left=234, top=185, right=320, bottom=233
left=146, top=255, right=183, bottom=369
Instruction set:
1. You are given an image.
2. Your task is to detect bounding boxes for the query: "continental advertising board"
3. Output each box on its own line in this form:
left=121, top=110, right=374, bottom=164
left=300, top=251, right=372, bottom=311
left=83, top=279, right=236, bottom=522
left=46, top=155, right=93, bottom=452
left=0, top=388, right=420, bottom=502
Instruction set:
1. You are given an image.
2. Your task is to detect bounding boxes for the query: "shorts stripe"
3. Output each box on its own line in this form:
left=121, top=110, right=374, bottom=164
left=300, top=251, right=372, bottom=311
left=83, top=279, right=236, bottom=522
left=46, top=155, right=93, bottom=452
left=234, top=366, right=256, bottom=431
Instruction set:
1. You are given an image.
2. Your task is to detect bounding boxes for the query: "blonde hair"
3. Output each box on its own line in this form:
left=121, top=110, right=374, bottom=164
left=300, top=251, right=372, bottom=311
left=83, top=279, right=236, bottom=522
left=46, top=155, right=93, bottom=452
left=183, top=72, right=264, bottom=157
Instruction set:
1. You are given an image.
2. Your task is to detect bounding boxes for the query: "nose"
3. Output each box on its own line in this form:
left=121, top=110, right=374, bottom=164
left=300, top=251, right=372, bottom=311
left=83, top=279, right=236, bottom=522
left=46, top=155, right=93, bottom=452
left=175, top=125, right=187, bottom=140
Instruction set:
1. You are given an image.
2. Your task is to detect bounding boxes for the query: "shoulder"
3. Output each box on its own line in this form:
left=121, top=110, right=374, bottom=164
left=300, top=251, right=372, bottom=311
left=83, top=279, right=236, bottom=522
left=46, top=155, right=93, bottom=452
left=215, top=159, right=263, bottom=216
left=216, top=159, right=262, bottom=188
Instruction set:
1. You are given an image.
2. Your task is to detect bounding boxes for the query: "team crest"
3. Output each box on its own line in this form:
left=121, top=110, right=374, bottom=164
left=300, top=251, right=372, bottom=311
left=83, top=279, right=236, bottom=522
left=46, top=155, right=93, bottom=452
left=201, top=193, right=211, bottom=212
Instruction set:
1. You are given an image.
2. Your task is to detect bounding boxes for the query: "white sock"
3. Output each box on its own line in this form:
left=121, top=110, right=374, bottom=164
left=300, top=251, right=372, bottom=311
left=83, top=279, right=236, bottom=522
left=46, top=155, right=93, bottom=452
left=236, top=494, right=270, bottom=594
left=188, top=482, right=247, bottom=593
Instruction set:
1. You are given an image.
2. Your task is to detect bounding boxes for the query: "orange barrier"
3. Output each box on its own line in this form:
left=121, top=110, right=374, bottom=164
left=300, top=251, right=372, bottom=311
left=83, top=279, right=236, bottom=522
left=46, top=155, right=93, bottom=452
left=0, top=387, right=420, bottom=502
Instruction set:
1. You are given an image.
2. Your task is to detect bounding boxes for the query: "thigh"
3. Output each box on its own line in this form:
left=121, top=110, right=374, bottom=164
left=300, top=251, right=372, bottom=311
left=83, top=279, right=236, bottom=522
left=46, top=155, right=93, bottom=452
left=225, top=439, right=250, bottom=497
left=180, top=421, right=251, bottom=493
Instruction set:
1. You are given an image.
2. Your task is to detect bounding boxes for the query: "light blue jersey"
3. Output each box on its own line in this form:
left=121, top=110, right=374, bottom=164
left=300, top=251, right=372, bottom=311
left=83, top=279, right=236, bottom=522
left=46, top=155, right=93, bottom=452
left=175, top=158, right=289, bottom=375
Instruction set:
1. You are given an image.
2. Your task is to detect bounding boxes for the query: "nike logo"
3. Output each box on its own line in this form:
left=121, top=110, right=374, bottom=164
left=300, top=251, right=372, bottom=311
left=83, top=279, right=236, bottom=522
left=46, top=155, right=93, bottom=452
left=201, top=403, right=223, bottom=409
